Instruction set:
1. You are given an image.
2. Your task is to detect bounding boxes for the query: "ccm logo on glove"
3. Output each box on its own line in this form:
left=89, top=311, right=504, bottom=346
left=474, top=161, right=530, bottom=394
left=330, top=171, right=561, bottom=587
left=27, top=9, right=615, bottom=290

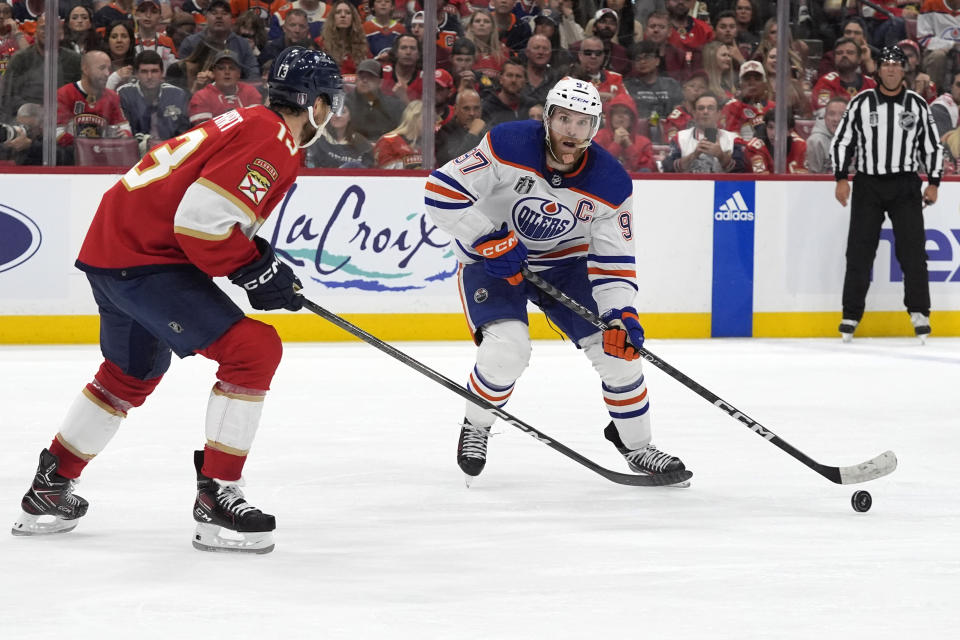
left=229, top=236, right=303, bottom=311
left=472, top=223, right=528, bottom=285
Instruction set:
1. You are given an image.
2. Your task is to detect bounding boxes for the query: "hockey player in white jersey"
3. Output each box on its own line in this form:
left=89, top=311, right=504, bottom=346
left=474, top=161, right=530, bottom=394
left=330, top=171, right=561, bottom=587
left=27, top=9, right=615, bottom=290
left=424, top=77, right=687, bottom=485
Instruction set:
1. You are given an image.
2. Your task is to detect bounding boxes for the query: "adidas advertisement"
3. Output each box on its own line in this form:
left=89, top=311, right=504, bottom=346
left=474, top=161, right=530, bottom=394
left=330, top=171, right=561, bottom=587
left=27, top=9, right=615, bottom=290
left=711, top=181, right=756, bottom=337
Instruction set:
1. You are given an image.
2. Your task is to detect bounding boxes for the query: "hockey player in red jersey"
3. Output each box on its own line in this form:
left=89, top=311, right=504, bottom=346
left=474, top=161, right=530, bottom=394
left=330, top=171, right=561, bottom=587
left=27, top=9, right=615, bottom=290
left=11, top=46, right=344, bottom=554
left=424, top=78, right=688, bottom=487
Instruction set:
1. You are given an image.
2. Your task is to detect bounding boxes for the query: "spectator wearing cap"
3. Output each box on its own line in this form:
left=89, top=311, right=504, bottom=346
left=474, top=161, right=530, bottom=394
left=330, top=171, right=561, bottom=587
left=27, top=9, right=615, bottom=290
left=406, top=9, right=454, bottom=70
left=572, top=35, right=626, bottom=104
left=348, top=57, right=405, bottom=140
left=720, top=59, right=772, bottom=140
left=118, top=50, right=190, bottom=154
left=491, top=0, right=531, bottom=52
left=305, top=103, right=375, bottom=168
left=482, top=58, right=534, bottom=127
left=314, top=1, right=370, bottom=74
left=521, top=33, right=563, bottom=105
left=625, top=40, right=683, bottom=127
left=571, top=9, right=630, bottom=76
left=464, top=9, right=511, bottom=78
left=94, top=0, right=134, bottom=31
left=267, top=0, right=331, bottom=41
left=585, top=1, right=643, bottom=50
left=187, top=49, right=262, bottom=124
left=364, top=0, right=405, bottom=58
left=135, top=0, right=178, bottom=70
left=805, top=95, right=848, bottom=174
left=436, top=88, right=486, bottom=165
left=178, top=0, right=260, bottom=80
left=167, top=13, right=198, bottom=51
left=258, top=8, right=315, bottom=67
left=898, top=39, right=936, bottom=103
left=665, top=0, right=714, bottom=59
left=594, top=91, right=657, bottom=172
left=662, top=71, right=706, bottom=141
left=745, top=109, right=807, bottom=174
left=663, top=92, right=745, bottom=173
left=430, top=68, right=457, bottom=127
left=811, top=37, right=876, bottom=117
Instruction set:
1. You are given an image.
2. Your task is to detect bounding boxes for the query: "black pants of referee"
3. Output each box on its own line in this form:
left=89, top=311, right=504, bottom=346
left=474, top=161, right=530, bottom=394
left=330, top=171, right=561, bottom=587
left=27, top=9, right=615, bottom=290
left=842, top=172, right=930, bottom=321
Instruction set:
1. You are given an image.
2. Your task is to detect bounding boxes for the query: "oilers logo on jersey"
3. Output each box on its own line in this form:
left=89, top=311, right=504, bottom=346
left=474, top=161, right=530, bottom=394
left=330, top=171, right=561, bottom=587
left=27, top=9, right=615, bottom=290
left=512, top=197, right=575, bottom=242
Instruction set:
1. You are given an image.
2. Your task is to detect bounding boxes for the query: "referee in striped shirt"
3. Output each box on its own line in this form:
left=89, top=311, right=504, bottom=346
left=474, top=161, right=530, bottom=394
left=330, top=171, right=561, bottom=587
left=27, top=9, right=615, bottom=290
left=830, top=45, right=943, bottom=343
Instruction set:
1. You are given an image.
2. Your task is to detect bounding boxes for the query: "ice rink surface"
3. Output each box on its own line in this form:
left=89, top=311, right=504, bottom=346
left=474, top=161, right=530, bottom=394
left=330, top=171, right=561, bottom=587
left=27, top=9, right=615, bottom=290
left=1, top=336, right=957, bottom=639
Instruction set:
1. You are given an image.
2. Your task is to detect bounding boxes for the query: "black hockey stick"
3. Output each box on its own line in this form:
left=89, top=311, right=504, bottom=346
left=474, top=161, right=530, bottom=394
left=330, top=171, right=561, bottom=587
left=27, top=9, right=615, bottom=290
left=298, top=296, right=692, bottom=487
left=521, top=267, right=897, bottom=485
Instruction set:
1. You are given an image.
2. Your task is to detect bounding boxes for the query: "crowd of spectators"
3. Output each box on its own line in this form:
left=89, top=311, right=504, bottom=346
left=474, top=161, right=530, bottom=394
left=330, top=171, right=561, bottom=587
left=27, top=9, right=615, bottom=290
left=0, top=0, right=957, bottom=174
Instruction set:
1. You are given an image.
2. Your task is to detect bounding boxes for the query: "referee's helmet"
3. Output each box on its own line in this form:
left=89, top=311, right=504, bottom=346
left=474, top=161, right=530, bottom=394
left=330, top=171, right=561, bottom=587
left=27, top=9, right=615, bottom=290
left=878, top=45, right=907, bottom=67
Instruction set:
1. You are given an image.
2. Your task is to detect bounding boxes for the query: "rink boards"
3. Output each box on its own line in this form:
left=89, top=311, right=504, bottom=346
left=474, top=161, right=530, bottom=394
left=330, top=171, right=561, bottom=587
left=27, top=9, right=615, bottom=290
left=2, top=170, right=960, bottom=343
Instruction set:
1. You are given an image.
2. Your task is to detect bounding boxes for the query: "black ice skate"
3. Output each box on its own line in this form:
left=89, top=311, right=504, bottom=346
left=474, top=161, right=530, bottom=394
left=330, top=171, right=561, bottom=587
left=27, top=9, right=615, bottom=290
left=457, top=419, right=491, bottom=487
left=910, top=312, right=931, bottom=344
left=839, top=319, right=858, bottom=343
left=11, top=448, right=89, bottom=536
left=603, top=422, right=689, bottom=487
left=191, top=450, right=276, bottom=554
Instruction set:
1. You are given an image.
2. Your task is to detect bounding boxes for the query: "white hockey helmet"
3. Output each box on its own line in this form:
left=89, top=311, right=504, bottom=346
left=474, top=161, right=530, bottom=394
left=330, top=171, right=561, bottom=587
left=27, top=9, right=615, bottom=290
left=543, top=77, right=603, bottom=142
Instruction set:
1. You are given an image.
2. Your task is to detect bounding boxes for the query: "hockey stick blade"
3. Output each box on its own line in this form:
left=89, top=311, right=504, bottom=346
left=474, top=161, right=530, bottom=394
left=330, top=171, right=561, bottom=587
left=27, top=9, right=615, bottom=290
left=298, top=296, right=692, bottom=488
left=520, top=267, right=897, bottom=486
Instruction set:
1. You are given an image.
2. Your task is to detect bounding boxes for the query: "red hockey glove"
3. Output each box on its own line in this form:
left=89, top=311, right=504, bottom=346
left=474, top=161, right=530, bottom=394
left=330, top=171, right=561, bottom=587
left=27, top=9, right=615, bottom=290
left=601, top=307, right=645, bottom=361
left=229, top=237, right=303, bottom=311
left=471, top=223, right=528, bottom=285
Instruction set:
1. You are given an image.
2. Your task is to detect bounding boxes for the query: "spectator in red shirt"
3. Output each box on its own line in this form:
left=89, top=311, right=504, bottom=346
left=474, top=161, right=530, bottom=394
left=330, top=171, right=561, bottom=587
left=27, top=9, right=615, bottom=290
left=188, top=49, right=262, bottom=125
left=745, top=109, right=807, bottom=174
left=721, top=59, right=772, bottom=140
left=57, top=50, right=132, bottom=149
left=811, top=37, right=877, bottom=117
left=315, top=1, right=370, bottom=75
left=572, top=35, right=626, bottom=104
left=381, top=33, right=421, bottom=102
left=594, top=91, right=657, bottom=172
left=665, top=0, right=713, bottom=73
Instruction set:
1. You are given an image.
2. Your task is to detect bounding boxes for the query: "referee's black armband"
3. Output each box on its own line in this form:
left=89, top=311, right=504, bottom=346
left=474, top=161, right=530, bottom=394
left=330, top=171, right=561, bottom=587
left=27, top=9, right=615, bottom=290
left=928, top=177, right=941, bottom=187
left=834, top=172, right=848, bottom=181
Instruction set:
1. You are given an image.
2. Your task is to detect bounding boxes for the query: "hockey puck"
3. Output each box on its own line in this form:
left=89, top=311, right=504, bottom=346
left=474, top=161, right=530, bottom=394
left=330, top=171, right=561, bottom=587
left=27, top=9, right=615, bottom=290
left=851, top=490, right=872, bottom=512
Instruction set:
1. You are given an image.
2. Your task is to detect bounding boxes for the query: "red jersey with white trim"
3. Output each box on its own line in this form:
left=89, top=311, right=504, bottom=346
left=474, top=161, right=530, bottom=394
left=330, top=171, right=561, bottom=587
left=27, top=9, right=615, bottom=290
left=76, top=105, right=302, bottom=278
left=811, top=72, right=876, bottom=113
left=423, top=119, right=638, bottom=316
left=745, top=134, right=808, bottom=174
left=57, top=82, right=131, bottom=146
left=667, top=17, right=714, bottom=52
left=721, top=98, right=774, bottom=139
left=663, top=105, right=693, bottom=140
left=373, top=133, right=423, bottom=169
left=188, top=83, right=264, bottom=125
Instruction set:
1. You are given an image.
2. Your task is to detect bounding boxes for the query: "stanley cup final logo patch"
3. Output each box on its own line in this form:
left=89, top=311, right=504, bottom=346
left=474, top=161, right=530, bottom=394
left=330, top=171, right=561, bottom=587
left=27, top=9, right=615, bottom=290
left=238, top=158, right=278, bottom=205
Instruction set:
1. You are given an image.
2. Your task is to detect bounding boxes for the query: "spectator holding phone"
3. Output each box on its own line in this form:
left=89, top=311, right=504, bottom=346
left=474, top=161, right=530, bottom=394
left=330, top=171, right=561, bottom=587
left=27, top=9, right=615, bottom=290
left=662, top=91, right=745, bottom=173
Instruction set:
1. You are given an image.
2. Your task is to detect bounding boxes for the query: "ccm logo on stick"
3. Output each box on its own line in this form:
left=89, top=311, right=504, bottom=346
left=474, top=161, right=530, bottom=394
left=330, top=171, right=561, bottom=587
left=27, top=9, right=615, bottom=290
left=713, top=400, right=775, bottom=440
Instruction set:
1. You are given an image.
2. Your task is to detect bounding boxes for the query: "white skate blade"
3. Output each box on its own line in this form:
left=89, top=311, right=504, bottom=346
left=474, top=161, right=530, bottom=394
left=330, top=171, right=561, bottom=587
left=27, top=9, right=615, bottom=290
left=464, top=473, right=477, bottom=488
left=841, top=333, right=853, bottom=343
left=192, top=523, right=274, bottom=554
left=11, top=511, right=79, bottom=536
left=918, top=334, right=927, bottom=345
